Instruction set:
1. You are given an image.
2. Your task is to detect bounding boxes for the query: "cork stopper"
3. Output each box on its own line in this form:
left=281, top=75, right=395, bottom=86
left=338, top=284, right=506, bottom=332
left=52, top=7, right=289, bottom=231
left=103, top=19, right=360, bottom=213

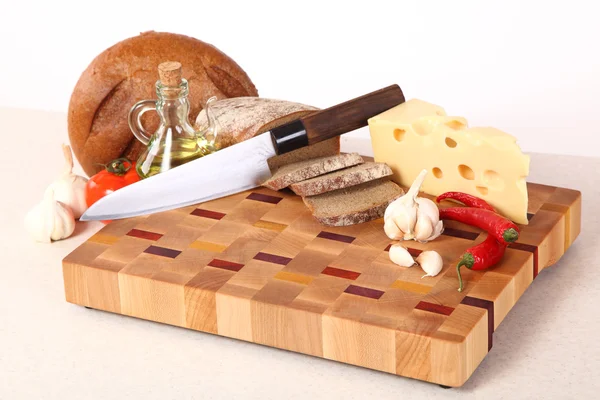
left=158, top=61, right=182, bottom=87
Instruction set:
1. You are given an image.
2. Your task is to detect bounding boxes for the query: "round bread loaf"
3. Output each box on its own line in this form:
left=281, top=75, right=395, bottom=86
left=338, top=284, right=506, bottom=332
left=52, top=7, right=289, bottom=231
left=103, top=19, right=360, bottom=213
left=68, top=31, right=258, bottom=176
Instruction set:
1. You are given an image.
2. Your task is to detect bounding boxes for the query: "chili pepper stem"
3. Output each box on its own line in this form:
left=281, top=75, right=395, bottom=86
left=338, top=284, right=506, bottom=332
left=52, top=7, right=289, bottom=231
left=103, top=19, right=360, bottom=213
left=457, top=262, right=464, bottom=292
left=456, top=253, right=475, bottom=292
left=503, top=228, right=519, bottom=243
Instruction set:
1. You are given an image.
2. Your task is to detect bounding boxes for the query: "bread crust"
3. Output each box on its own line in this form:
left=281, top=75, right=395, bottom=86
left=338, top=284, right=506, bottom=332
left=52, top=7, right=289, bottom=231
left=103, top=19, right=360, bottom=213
left=310, top=202, right=390, bottom=227
left=262, top=153, right=364, bottom=191
left=289, top=162, right=392, bottom=196
left=68, top=31, right=258, bottom=176
left=195, top=97, right=318, bottom=148
left=194, top=97, right=342, bottom=173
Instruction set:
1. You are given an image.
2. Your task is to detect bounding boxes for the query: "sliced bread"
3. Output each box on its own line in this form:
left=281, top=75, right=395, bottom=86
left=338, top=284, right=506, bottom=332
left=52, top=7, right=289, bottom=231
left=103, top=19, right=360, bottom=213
left=262, top=153, right=364, bottom=191
left=267, top=138, right=340, bottom=173
left=289, top=162, right=393, bottom=197
left=303, top=179, right=404, bottom=226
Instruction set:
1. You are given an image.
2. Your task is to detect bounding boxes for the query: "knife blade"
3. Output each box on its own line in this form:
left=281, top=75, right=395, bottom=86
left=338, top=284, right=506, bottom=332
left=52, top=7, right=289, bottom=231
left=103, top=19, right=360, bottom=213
left=80, top=84, right=405, bottom=221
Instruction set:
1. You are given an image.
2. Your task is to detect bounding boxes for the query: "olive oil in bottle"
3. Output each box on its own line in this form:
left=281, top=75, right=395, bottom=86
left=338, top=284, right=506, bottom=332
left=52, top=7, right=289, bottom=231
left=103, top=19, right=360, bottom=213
left=136, top=134, right=217, bottom=179
left=129, top=61, right=219, bottom=179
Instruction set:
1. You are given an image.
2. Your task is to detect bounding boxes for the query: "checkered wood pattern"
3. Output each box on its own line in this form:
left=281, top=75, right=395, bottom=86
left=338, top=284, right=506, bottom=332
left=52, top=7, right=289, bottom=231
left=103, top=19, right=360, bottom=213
left=63, top=182, right=581, bottom=387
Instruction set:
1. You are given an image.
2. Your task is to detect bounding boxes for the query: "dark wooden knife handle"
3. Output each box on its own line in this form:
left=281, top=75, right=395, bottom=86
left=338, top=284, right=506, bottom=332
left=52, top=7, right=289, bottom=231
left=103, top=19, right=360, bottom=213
left=270, top=84, right=405, bottom=154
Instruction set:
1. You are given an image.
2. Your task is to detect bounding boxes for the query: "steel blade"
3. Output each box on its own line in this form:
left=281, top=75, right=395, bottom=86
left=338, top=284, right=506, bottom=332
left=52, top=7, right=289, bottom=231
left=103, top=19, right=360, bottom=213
left=80, top=132, right=277, bottom=221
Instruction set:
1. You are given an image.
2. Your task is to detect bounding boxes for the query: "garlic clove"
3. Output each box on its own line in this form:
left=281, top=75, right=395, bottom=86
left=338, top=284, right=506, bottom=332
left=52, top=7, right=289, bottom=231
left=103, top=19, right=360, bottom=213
left=51, top=176, right=87, bottom=219
left=389, top=244, right=416, bottom=267
left=384, top=217, right=404, bottom=240
left=392, top=208, right=417, bottom=238
left=384, top=199, right=400, bottom=221
left=51, top=201, right=75, bottom=241
left=416, top=197, right=440, bottom=226
left=427, top=221, right=445, bottom=242
left=414, top=214, right=434, bottom=242
left=417, top=250, right=444, bottom=278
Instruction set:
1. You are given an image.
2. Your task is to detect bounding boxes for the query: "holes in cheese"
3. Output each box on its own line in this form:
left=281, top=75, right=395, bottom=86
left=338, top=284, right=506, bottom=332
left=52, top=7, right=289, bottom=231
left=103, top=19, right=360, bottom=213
left=393, top=129, right=406, bottom=142
left=483, top=170, right=504, bottom=190
left=458, top=164, right=475, bottom=180
left=412, top=120, right=433, bottom=136
left=445, top=119, right=466, bottom=130
left=367, top=99, right=530, bottom=224
left=445, top=137, right=457, bottom=148
left=476, top=186, right=489, bottom=196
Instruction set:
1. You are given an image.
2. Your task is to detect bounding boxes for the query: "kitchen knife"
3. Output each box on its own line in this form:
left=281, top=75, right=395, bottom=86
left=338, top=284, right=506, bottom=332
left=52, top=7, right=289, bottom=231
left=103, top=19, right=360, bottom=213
left=80, top=84, right=405, bottom=221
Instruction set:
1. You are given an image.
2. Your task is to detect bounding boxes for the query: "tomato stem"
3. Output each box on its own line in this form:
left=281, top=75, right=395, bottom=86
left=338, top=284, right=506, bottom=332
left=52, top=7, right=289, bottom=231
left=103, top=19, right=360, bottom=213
left=105, top=158, right=132, bottom=176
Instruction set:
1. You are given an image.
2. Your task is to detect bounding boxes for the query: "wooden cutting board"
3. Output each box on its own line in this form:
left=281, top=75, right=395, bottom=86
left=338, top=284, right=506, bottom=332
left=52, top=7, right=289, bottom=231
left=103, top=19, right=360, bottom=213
left=63, top=182, right=581, bottom=387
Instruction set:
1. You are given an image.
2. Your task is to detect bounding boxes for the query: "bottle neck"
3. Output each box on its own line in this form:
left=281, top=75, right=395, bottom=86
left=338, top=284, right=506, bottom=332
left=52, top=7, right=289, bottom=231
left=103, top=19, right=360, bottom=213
left=155, top=79, right=193, bottom=128
left=156, top=77, right=189, bottom=100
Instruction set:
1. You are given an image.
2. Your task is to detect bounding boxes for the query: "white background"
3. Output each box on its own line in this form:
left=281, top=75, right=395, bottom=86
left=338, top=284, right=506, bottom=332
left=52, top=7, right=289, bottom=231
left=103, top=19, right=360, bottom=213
left=1, top=0, right=599, bottom=157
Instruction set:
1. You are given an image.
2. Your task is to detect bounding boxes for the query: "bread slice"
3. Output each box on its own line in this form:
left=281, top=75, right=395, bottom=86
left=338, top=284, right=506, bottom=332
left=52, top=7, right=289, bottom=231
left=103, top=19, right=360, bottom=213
left=289, top=162, right=392, bottom=196
left=263, top=153, right=364, bottom=191
left=303, top=179, right=404, bottom=226
left=267, top=138, right=340, bottom=173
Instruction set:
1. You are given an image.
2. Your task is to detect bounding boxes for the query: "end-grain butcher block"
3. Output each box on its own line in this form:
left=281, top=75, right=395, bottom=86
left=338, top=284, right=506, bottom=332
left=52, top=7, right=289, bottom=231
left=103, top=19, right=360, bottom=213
left=62, top=182, right=581, bottom=387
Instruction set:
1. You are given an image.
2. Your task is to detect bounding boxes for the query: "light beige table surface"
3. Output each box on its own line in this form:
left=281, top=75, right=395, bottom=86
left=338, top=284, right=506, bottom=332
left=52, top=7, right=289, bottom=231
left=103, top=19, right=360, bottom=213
left=1, top=108, right=599, bottom=399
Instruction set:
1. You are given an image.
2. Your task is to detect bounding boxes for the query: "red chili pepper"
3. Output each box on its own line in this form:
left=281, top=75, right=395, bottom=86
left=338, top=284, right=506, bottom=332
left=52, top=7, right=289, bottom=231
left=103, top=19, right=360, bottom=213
left=437, top=193, right=515, bottom=291
left=436, top=192, right=496, bottom=212
left=456, top=235, right=506, bottom=292
left=439, top=207, right=520, bottom=244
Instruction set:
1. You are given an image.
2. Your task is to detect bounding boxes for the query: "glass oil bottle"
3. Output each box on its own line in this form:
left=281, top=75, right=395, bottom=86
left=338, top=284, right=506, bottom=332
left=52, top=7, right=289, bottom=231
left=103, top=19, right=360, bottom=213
left=128, top=61, right=218, bottom=179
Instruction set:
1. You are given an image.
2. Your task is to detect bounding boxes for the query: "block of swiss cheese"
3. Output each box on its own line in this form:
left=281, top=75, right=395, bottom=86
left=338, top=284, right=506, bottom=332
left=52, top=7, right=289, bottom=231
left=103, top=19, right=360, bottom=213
left=368, top=99, right=530, bottom=224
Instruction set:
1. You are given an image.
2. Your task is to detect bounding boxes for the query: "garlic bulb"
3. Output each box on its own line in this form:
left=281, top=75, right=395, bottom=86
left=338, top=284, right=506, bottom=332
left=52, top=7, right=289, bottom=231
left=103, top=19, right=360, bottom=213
left=416, top=251, right=443, bottom=278
left=389, top=244, right=416, bottom=267
left=50, top=144, right=88, bottom=218
left=25, top=188, right=75, bottom=243
left=384, top=169, right=443, bottom=243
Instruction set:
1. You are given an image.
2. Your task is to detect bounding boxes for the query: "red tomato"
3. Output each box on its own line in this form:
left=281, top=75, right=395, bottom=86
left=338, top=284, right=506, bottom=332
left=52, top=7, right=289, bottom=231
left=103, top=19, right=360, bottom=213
left=85, top=158, right=140, bottom=223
